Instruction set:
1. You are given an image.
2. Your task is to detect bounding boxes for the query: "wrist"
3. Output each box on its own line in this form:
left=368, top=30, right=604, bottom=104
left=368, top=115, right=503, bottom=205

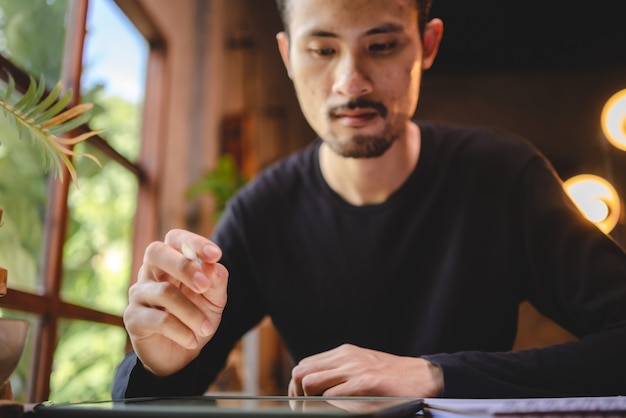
left=423, top=359, right=444, bottom=397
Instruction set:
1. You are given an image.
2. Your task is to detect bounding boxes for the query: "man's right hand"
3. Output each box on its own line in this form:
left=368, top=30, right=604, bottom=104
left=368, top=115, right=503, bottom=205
left=123, top=229, right=229, bottom=376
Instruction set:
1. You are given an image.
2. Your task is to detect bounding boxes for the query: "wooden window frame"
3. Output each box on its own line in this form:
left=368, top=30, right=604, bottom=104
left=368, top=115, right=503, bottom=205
left=0, top=0, right=167, bottom=402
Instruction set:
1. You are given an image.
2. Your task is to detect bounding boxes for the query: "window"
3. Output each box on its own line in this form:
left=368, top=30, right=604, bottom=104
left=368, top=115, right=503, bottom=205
left=0, top=0, right=157, bottom=402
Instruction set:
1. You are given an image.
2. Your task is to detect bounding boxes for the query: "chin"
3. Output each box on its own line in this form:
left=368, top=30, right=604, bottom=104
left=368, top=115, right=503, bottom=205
left=328, top=134, right=396, bottom=159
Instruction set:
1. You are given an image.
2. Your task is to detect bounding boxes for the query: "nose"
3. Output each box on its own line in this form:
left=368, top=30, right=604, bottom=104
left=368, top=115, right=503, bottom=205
left=332, top=53, right=373, bottom=97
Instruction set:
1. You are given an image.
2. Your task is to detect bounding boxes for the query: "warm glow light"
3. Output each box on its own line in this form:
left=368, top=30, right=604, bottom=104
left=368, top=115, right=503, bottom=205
left=601, top=89, right=626, bottom=151
left=584, top=199, right=609, bottom=223
left=563, top=174, right=620, bottom=234
left=103, top=250, right=124, bottom=274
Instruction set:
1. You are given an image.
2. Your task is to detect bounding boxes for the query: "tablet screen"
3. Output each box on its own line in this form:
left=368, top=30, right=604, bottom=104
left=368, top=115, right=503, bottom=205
left=33, top=395, right=424, bottom=418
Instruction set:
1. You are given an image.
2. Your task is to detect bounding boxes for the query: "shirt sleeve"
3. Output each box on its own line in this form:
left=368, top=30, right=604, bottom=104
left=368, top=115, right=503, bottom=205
left=111, top=197, right=267, bottom=398
left=424, top=156, right=626, bottom=397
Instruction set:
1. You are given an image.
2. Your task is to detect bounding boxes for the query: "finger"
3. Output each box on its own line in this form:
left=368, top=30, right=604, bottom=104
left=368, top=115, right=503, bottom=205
left=164, top=229, right=223, bottom=263
left=300, top=369, right=346, bottom=396
left=320, top=380, right=358, bottom=397
left=288, top=379, right=300, bottom=397
left=128, top=280, right=213, bottom=338
left=124, top=302, right=199, bottom=350
left=179, top=282, right=225, bottom=338
left=292, top=357, right=345, bottom=396
left=199, top=262, right=229, bottom=308
left=143, top=240, right=212, bottom=294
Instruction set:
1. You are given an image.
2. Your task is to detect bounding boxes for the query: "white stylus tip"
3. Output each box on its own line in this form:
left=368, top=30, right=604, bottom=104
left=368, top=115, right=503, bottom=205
left=181, top=241, right=198, bottom=262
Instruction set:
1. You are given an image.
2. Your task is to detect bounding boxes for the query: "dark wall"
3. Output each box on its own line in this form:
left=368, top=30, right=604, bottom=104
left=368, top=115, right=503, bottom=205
left=417, top=1, right=626, bottom=242
left=428, top=1, right=626, bottom=72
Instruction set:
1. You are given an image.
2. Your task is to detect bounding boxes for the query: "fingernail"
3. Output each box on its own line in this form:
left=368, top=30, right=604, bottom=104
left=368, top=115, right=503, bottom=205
left=192, top=272, right=210, bottom=292
left=202, top=244, right=221, bottom=259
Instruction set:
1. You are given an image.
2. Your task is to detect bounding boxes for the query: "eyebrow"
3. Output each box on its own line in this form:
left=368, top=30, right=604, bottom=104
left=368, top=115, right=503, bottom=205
left=365, top=23, right=405, bottom=36
left=305, top=23, right=405, bottom=38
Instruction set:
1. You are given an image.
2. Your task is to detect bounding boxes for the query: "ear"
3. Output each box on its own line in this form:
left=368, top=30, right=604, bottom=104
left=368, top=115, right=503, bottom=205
left=276, top=31, right=293, bottom=79
left=421, top=18, right=444, bottom=70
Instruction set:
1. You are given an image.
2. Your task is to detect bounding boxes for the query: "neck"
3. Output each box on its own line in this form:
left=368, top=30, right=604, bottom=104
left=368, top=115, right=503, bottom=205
left=319, top=121, right=421, bottom=206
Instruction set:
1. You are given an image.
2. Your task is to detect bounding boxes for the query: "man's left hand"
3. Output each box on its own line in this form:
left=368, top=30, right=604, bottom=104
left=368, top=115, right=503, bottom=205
left=288, top=344, right=443, bottom=397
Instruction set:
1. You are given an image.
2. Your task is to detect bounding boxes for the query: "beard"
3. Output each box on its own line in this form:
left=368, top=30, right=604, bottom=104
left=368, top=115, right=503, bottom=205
left=326, top=132, right=398, bottom=158
left=325, top=99, right=399, bottom=158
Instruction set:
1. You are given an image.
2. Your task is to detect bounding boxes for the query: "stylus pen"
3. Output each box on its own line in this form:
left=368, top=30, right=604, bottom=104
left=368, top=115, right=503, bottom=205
left=182, top=241, right=201, bottom=265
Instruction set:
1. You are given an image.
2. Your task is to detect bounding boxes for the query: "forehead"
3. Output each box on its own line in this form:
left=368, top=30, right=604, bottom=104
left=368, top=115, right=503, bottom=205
left=286, top=0, right=418, bottom=38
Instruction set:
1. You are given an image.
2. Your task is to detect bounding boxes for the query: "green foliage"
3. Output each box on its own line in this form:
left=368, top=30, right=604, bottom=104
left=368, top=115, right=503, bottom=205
left=50, top=320, right=127, bottom=403
left=0, top=74, right=102, bottom=182
left=60, top=98, right=140, bottom=317
left=0, top=0, right=139, bottom=403
left=0, top=103, right=46, bottom=293
left=0, top=0, right=68, bottom=81
left=0, top=1, right=70, bottom=403
left=186, top=154, right=248, bottom=220
left=50, top=96, right=140, bottom=401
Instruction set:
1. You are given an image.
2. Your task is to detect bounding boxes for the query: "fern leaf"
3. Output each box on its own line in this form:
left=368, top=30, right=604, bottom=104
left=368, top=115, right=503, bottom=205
left=12, top=75, right=40, bottom=113
left=32, top=88, right=71, bottom=125
left=43, top=103, right=92, bottom=129
left=0, top=74, right=101, bottom=182
left=47, top=109, right=92, bottom=136
left=55, top=129, right=103, bottom=147
left=28, top=81, right=63, bottom=122
left=3, top=74, right=14, bottom=102
left=22, top=74, right=47, bottom=118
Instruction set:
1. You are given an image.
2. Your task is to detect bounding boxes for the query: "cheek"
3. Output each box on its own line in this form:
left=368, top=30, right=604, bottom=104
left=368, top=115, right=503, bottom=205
left=292, top=79, right=328, bottom=127
left=381, top=66, right=420, bottom=108
left=295, top=73, right=328, bottom=110
left=402, top=64, right=422, bottom=104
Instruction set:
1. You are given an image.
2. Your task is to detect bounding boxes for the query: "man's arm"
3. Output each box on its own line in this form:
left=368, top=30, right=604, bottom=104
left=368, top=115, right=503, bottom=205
left=113, top=229, right=228, bottom=397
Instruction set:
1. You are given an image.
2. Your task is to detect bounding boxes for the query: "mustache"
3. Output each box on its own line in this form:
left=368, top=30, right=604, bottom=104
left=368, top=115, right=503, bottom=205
left=328, top=99, right=388, bottom=118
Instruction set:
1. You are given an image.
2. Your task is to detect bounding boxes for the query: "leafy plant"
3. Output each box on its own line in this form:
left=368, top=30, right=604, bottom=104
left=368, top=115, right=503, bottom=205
left=186, top=154, right=248, bottom=220
left=0, top=73, right=101, bottom=183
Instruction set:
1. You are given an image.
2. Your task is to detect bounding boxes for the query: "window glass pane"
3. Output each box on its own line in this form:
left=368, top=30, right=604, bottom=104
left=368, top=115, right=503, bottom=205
left=0, top=309, right=37, bottom=403
left=49, top=319, right=126, bottom=402
left=0, top=80, right=48, bottom=294
left=61, top=139, right=138, bottom=316
left=60, top=0, right=146, bottom=315
left=82, top=0, right=147, bottom=162
left=0, top=0, right=68, bottom=83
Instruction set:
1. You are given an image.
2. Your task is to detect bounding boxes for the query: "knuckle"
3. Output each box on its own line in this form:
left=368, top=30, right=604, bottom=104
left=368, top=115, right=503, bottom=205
left=122, top=306, right=135, bottom=327
left=339, top=343, right=354, bottom=352
left=137, top=265, right=145, bottom=280
left=155, top=281, right=179, bottom=300
left=291, top=364, right=304, bottom=381
left=144, top=241, right=162, bottom=262
left=163, top=229, right=176, bottom=243
left=164, top=229, right=183, bottom=244
left=152, top=310, right=170, bottom=328
left=128, top=283, right=138, bottom=299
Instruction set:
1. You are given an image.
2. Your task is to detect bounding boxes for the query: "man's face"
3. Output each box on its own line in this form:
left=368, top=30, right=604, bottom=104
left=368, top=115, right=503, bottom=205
left=277, top=0, right=441, bottom=158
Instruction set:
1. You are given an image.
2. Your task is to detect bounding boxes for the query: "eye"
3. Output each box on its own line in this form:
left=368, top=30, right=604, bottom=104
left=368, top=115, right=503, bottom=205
left=369, top=42, right=397, bottom=54
left=309, top=47, right=336, bottom=57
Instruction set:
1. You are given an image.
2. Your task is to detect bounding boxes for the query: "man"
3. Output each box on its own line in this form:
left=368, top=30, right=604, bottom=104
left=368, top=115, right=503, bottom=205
left=113, top=0, right=626, bottom=398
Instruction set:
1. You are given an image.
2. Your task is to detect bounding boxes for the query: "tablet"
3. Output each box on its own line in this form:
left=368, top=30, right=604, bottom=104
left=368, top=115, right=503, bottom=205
left=32, top=395, right=425, bottom=418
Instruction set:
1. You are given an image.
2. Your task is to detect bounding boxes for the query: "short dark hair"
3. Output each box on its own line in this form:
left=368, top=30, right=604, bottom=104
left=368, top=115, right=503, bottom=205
left=275, top=0, right=434, bottom=38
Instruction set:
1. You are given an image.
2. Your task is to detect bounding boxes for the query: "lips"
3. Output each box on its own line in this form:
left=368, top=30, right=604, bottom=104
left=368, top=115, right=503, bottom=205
left=328, top=100, right=388, bottom=127
left=331, top=108, right=380, bottom=127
